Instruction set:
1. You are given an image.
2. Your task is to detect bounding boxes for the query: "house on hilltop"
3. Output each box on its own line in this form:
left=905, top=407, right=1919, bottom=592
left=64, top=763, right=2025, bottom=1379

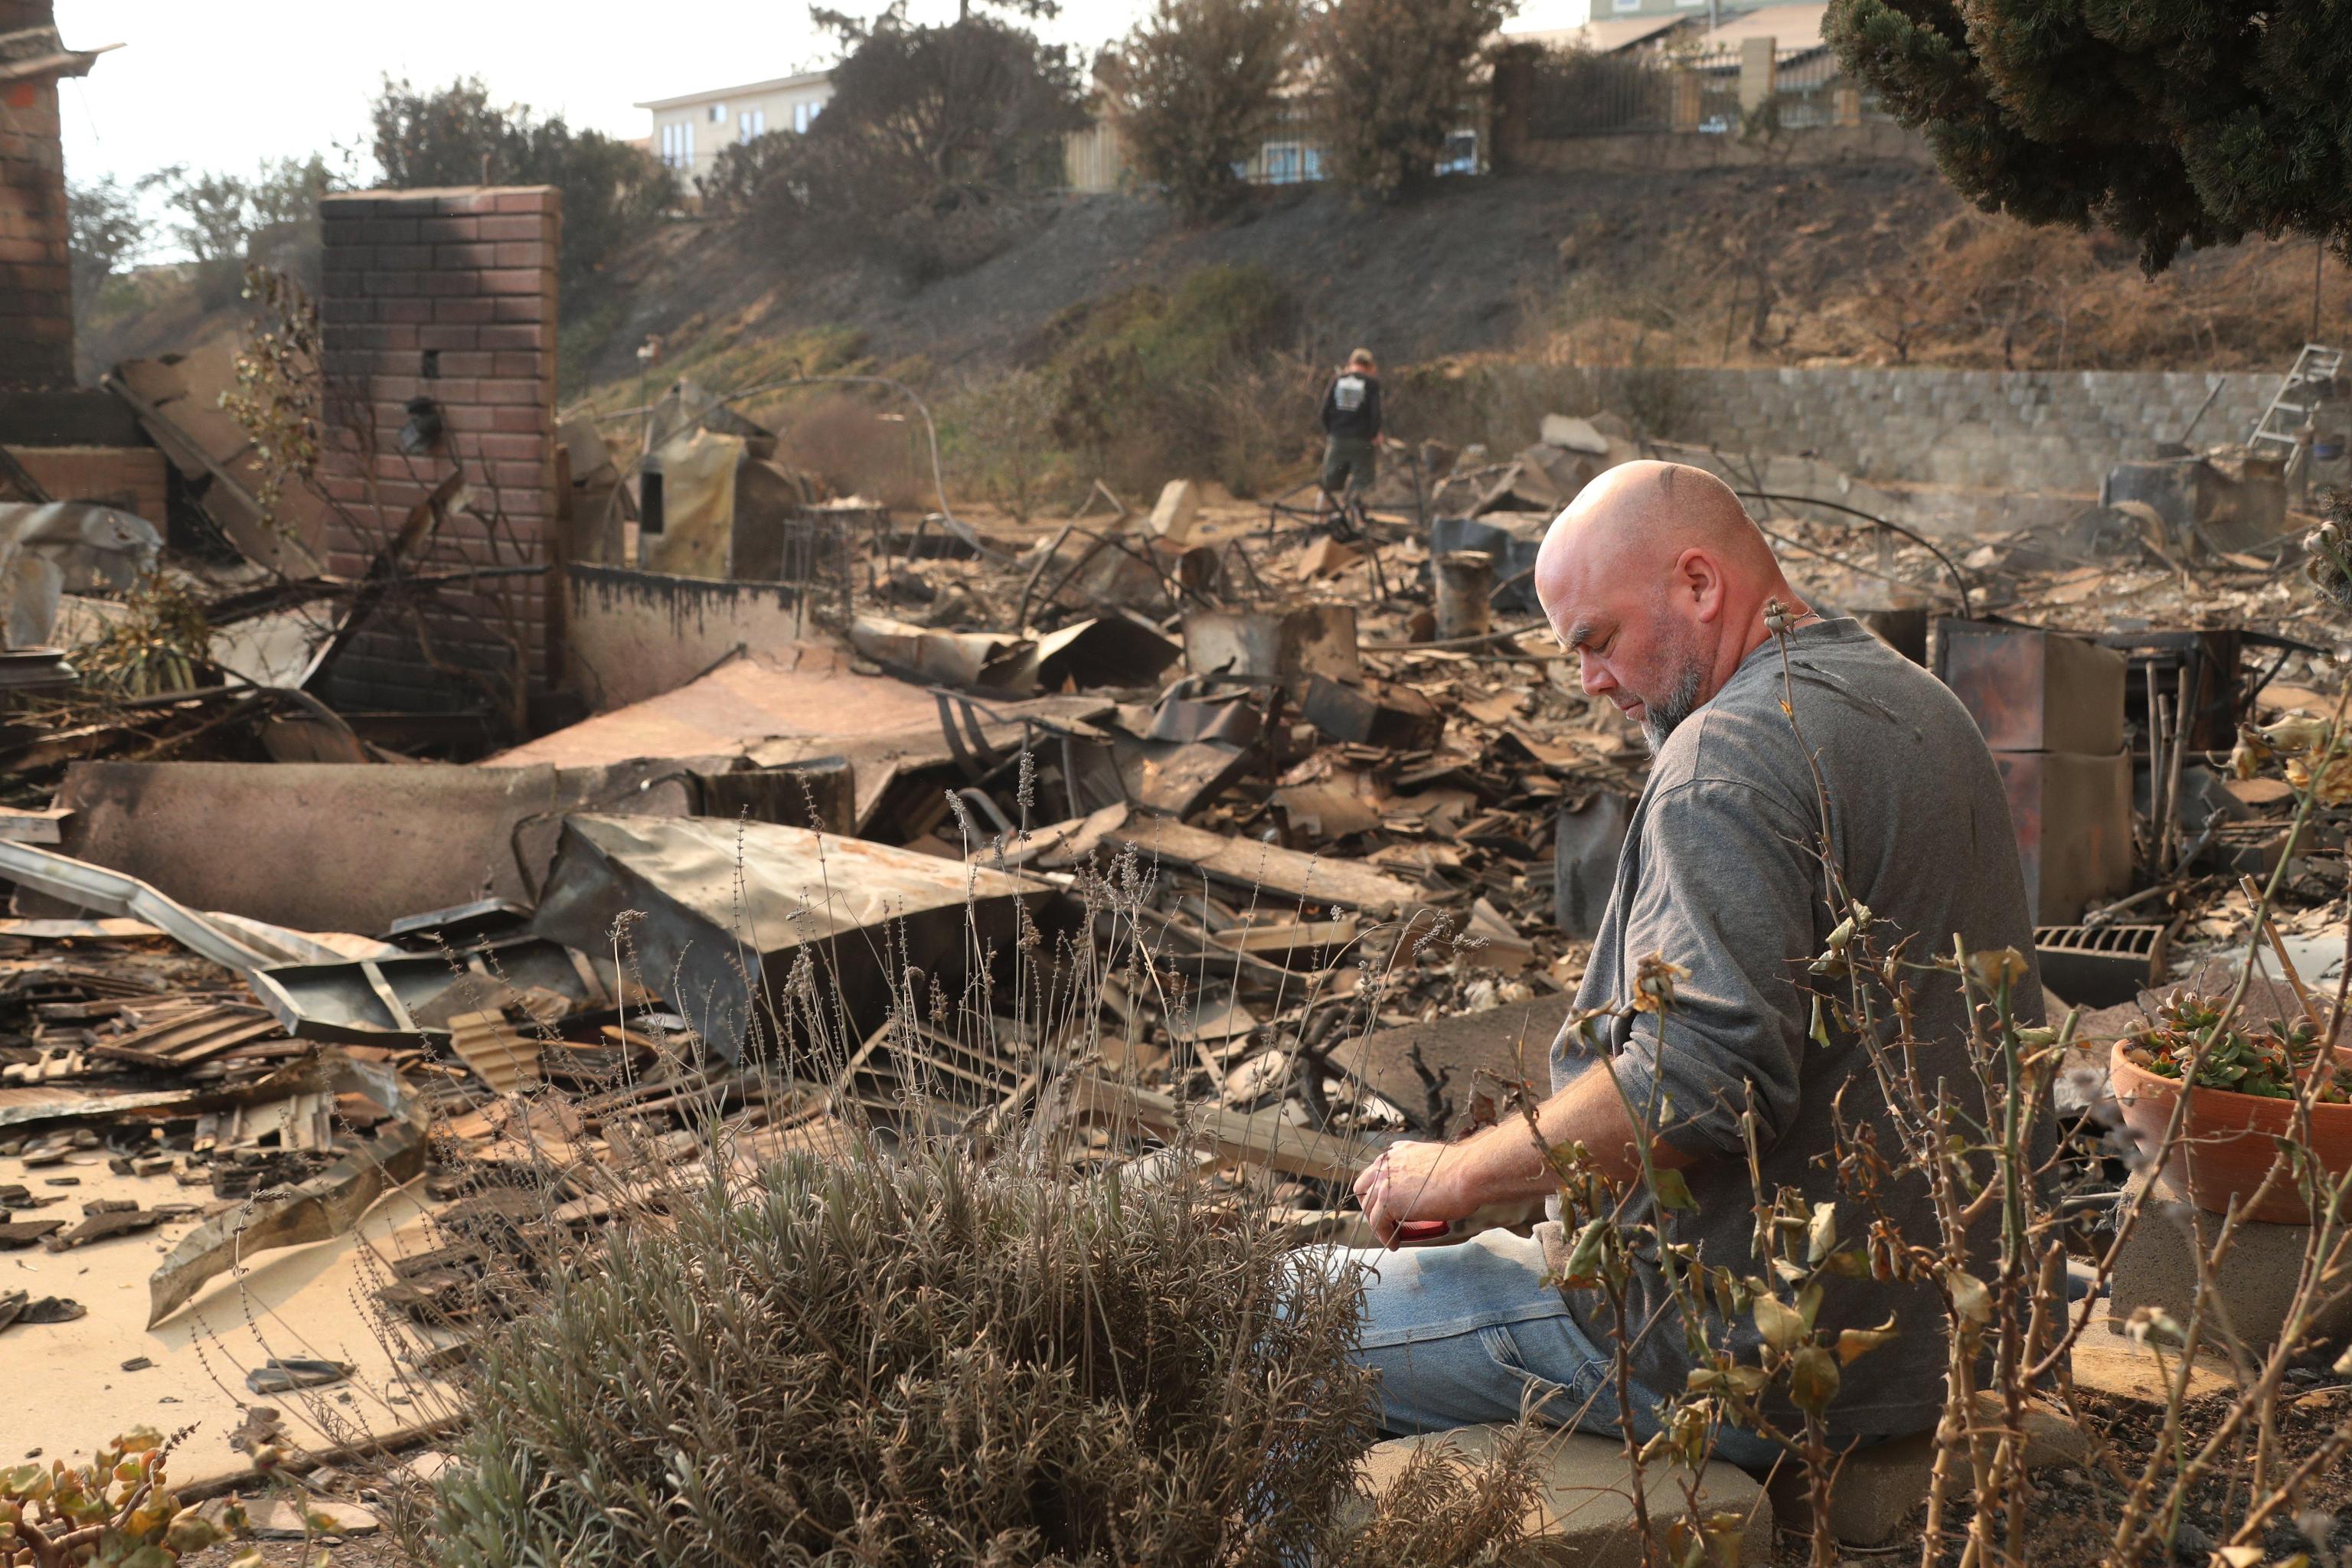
left=635, top=70, right=832, bottom=187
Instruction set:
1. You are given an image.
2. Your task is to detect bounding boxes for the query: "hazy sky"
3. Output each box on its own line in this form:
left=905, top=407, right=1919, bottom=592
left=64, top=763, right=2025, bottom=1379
left=56, top=0, right=1589, bottom=194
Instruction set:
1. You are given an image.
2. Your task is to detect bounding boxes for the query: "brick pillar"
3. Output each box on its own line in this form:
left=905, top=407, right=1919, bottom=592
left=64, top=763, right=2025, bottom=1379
left=0, top=0, right=77, bottom=390
left=314, top=186, right=560, bottom=717
left=1737, top=37, right=1779, bottom=116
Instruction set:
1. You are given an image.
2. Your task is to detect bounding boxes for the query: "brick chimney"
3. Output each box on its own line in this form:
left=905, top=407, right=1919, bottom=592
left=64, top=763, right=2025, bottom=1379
left=1, top=0, right=80, bottom=389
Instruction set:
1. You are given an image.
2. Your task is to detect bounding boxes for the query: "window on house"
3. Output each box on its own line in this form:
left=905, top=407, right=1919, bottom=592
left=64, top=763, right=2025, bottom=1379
left=1613, top=0, right=1641, bottom=11
left=709, top=102, right=727, bottom=122
left=795, top=100, right=821, bottom=133
left=659, top=122, right=694, bottom=169
left=740, top=108, right=765, bottom=142
left=1263, top=141, right=1309, bottom=185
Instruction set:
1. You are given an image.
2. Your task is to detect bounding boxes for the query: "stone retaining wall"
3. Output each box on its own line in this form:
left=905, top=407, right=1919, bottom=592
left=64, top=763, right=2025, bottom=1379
left=1521, top=365, right=2279, bottom=493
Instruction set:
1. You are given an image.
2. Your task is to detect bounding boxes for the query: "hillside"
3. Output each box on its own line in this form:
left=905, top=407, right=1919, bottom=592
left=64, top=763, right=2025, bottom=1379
left=563, top=158, right=2339, bottom=397
left=70, top=155, right=2347, bottom=515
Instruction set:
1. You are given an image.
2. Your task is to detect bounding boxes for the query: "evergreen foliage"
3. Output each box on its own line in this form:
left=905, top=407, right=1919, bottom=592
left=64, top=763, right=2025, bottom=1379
left=1824, top=0, right=2352, bottom=273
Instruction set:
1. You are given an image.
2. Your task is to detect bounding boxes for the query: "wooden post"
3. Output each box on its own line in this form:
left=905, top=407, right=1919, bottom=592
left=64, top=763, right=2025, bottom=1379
left=1671, top=67, right=1702, bottom=132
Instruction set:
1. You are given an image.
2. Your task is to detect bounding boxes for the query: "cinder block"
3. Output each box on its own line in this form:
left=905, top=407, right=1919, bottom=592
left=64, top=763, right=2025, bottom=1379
left=2106, top=1170, right=2352, bottom=1354
left=1766, top=1392, right=2084, bottom=1547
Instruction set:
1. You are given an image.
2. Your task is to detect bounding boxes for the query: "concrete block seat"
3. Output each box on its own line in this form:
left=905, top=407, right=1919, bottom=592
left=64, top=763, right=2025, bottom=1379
left=1762, top=1393, right=2085, bottom=1547
left=1357, top=1390, right=2088, bottom=1558
left=1354, top=1424, right=1772, bottom=1568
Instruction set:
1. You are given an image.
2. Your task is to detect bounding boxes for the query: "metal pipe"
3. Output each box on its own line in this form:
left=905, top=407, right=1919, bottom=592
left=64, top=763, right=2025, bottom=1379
left=1729, top=488, right=1976, bottom=620
left=2178, top=377, right=2226, bottom=446
left=2163, top=663, right=2196, bottom=875
left=1432, top=550, right=1496, bottom=641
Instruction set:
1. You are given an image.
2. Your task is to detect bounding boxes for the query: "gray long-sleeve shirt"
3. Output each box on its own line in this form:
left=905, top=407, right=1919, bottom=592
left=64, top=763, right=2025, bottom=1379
left=1540, top=617, right=2041, bottom=1437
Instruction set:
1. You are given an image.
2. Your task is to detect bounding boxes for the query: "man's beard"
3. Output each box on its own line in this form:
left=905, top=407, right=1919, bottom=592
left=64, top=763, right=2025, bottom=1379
left=1639, top=656, right=1707, bottom=754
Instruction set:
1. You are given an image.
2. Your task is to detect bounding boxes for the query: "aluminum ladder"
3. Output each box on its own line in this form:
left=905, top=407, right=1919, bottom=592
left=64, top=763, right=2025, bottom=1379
left=2246, top=341, right=2344, bottom=477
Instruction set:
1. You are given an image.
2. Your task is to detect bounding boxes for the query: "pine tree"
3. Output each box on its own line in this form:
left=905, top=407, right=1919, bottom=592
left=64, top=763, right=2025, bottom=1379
left=1824, top=0, right=2352, bottom=273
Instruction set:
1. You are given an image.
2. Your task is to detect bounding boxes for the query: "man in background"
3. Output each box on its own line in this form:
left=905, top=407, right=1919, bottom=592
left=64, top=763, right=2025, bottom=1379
left=1318, top=348, right=1383, bottom=518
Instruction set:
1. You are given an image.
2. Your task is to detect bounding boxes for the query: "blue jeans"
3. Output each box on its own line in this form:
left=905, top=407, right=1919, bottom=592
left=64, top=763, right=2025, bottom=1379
left=1318, top=1227, right=1785, bottom=1472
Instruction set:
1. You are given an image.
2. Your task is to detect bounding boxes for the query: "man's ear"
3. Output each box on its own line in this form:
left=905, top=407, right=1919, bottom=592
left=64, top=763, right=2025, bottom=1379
left=1676, top=547, right=1726, bottom=622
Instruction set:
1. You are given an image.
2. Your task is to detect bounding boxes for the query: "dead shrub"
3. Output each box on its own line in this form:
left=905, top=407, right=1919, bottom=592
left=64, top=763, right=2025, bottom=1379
left=426, top=1141, right=1542, bottom=1566
left=770, top=392, right=930, bottom=509
left=944, top=366, right=1070, bottom=520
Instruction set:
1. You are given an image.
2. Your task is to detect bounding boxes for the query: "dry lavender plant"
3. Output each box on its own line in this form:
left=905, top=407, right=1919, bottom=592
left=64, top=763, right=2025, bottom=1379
left=397, top=942, right=1552, bottom=1565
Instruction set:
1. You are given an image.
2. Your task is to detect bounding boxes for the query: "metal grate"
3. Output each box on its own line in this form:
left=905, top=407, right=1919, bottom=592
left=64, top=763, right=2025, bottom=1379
left=2036, top=923, right=2165, bottom=959
left=2035, top=923, right=2170, bottom=1009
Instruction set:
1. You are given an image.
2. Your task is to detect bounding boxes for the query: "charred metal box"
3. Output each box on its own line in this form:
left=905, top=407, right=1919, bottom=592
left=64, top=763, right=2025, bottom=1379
left=1934, top=620, right=2128, bottom=755
left=1995, top=749, right=2135, bottom=924
left=1936, top=620, right=2135, bottom=924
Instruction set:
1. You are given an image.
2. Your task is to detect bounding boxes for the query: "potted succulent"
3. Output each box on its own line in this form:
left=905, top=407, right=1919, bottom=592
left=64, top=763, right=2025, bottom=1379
left=2109, top=991, right=2352, bottom=1224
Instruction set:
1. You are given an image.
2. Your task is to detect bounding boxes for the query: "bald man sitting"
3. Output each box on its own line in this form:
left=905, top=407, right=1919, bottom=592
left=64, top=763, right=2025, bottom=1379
left=1341, top=462, right=2040, bottom=1465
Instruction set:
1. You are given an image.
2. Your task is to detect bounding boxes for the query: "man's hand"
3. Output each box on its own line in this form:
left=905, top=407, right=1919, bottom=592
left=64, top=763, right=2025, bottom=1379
left=1354, top=1138, right=1474, bottom=1247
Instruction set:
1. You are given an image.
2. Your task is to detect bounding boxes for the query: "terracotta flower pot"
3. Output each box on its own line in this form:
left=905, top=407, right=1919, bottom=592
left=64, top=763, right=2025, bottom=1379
left=2109, top=1040, right=2352, bottom=1225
